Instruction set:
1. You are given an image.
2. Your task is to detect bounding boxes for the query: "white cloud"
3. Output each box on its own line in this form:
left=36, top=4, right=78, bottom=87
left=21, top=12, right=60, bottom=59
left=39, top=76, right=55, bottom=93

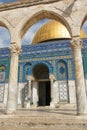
left=22, top=30, right=34, bottom=45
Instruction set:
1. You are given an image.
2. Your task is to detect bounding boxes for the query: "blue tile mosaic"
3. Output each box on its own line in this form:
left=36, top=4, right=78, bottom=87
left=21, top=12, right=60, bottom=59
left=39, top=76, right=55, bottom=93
left=0, top=39, right=87, bottom=83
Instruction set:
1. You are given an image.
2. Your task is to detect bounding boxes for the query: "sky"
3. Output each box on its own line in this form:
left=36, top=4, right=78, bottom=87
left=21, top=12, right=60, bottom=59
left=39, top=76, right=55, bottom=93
left=82, top=21, right=87, bottom=34
left=0, top=0, right=17, bottom=4
left=0, top=19, right=49, bottom=48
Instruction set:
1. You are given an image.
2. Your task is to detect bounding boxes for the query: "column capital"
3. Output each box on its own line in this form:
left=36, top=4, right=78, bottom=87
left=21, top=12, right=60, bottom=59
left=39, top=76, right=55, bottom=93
left=10, top=42, right=22, bottom=54
left=27, top=75, right=34, bottom=81
left=49, top=74, right=56, bottom=81
left=70, top=37, right=82, bottom=50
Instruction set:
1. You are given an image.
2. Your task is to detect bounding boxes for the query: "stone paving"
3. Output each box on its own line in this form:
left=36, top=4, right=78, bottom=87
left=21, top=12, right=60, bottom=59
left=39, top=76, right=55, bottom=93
left=0, top=104, right=87, bottom=130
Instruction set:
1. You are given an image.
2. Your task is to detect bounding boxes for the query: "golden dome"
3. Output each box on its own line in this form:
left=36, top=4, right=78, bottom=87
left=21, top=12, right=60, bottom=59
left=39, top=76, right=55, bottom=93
left=80, top=29, right=87, bottom=38
left=32, top=20, right=86, bottom=44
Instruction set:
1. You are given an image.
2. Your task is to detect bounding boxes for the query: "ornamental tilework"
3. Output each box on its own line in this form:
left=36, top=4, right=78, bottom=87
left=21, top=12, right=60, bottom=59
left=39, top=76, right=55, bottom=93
left=22, top=60, right=53, bottom=82
left=67, top=59, right=73, bottom=80
left=0, top=39, right=87, bottom=82
left=56, top=60, right=68, bottom=80
left=83, top=56, right=87, bottom=79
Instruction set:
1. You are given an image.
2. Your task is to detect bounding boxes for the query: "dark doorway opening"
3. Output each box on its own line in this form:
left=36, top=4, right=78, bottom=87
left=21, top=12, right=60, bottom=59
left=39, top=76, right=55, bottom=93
left=39, top=81, right=50, bottom=106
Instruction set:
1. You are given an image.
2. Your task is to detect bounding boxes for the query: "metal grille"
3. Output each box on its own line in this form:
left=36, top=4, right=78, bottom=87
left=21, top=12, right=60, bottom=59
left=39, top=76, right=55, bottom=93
left=0, top=84, right=4, bottom=102
left=59, top=82, right=68, bottom=102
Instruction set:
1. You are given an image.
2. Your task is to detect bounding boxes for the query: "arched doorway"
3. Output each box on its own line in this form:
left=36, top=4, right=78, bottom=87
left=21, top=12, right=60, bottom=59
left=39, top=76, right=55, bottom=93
left=33, top=64, right=51, bottom=106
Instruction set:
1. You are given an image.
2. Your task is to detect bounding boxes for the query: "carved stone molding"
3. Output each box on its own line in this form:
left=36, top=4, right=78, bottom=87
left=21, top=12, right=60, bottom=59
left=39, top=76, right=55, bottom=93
left=70, top=37, right=82, bottom=50
left=10, top=42, right=22, bottom=54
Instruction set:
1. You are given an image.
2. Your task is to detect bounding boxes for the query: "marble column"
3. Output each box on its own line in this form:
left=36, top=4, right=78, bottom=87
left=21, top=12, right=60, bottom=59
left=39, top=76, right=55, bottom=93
left=24, top=80, right=32, bottom=108
left=6, top=43, right=21, bottom=114
left=28, top=80, right=32, bottom=99
left=70, top=37, right=87, bottom=115
left=49, top=74, right=55, bottom=107
left=27, top=76, right=34, bottom=98
left=27, top=76, right=34, bottom=107
left=33, top=81, right=38, bottom=106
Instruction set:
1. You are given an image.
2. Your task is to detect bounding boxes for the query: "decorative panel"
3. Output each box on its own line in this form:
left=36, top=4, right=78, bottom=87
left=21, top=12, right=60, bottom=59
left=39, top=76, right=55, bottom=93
left=57, top=60, right=68, bottom=80
left=59, top=81, right=69, bottom=102
left=67, top=60, right=72, bottom=79
left=0, top=84, right=4, bottom=102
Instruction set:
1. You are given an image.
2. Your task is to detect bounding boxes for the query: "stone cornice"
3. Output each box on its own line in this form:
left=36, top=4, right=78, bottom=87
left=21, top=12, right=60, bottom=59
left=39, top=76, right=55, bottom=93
left=0, top=0, right=58, bottom=11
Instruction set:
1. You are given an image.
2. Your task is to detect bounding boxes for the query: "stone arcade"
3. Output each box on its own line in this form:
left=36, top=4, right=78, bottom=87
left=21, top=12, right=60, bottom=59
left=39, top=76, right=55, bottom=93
left=0, top=0, right=87, bottom=115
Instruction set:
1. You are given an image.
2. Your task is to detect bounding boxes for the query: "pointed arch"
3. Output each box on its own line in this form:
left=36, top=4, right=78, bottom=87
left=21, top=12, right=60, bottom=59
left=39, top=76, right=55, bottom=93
left=80, top=14, right=87, bottom=29
left=0, top=17, right=12, bottom=32
left=17, top=8, right=72, bottom=40
left=0, top=17, right=12, bottom=47
left=33, top=63, right=49, bottom=79
left=29, top=61, right=53, bottom=76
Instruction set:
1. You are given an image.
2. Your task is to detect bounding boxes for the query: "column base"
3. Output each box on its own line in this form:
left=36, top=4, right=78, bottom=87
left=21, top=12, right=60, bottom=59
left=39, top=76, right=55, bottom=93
left=50, top=102, right=60, bottom=108
left=77, top=112, right=87, bottom=116
left=50, top=102, right=55, bottom=108
left=6, top=109, right=16, bottom=115
left=24, top=101, right=31, bottom=109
